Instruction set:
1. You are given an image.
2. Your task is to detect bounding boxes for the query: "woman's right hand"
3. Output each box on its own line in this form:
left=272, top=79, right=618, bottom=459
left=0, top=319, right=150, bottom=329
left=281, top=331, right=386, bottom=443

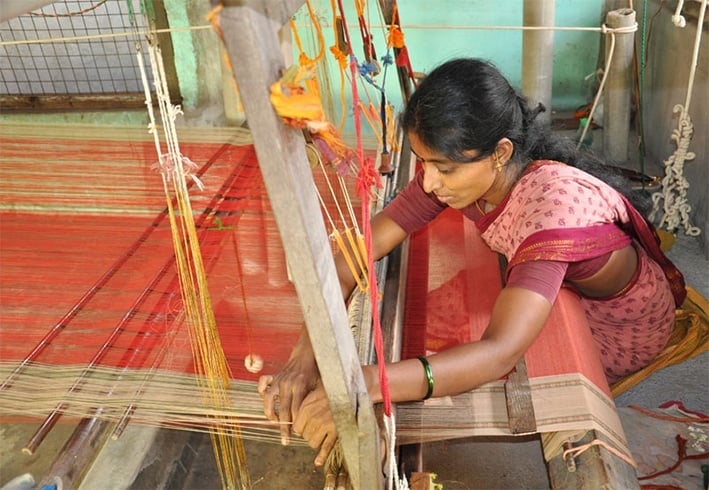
left=257, top=329, right=320, bottom=445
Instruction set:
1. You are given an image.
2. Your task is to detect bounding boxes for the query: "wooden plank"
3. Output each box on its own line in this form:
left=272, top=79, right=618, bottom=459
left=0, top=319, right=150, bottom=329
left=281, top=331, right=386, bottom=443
left=0, top=93, right=156, bottom=112
left=504, top=358, right=537, bottom=434
left=547, top=430, right=640, bottom=489
left=216, top=3, right=382, bottom=489
left=496, top=249, right=537, bottom=434
left=221, top=0, right=307, bottom=26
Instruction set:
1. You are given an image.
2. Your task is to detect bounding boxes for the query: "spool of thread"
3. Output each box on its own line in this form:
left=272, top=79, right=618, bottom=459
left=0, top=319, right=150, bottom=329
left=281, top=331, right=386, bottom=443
left=244, top=354, right=264, bottom=373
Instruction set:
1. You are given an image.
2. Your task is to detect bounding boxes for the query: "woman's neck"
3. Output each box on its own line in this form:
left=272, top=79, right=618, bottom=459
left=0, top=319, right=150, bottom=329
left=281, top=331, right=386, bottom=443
left=484, top=164, right=521, bottom=205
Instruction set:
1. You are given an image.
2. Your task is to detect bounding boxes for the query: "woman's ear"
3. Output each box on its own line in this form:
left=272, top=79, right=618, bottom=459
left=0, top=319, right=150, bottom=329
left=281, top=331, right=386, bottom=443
left=495, top=138, right=514, bottom=164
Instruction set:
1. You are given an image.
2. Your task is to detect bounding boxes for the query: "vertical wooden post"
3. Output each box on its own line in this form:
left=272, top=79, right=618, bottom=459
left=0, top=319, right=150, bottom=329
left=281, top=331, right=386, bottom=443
left=376, top=0, right=415, bottom=103
left=216, top=2, right=382, bottom=488
left=522, top=0, right=555, bottom=127
left=603, top=8, right=636, bottom=162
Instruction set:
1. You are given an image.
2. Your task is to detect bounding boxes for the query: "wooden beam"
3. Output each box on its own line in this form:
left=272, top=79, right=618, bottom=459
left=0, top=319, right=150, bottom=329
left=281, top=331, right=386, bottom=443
left=375, top=0, right=415, bottom=103
left=547, top=431, right=640, bottom=489
left=215, top=3, right=382, bottom=488
left=0, top=93, right=165, bottom=112
left=504, top=358, right=537, bottom=434
left=220, top=0, right=306, bottom=26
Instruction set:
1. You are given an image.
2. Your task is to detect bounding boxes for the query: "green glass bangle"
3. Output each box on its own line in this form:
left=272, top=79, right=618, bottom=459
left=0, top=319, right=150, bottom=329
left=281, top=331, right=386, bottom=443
left=417, top=356, right=434, bottom=400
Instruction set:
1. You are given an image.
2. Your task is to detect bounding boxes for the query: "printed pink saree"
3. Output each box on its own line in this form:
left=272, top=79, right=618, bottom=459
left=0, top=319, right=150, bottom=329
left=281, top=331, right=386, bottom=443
left=477, top=160, right=685, bottom=381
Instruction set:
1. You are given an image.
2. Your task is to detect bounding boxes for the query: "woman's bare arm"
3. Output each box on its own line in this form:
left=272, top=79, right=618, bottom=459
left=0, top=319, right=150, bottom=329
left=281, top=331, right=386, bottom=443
left=259, top=212, right=408, bottom=443
left=364, top=286, right=553, bottom=402
left=295, top=286, right=554, bottom=465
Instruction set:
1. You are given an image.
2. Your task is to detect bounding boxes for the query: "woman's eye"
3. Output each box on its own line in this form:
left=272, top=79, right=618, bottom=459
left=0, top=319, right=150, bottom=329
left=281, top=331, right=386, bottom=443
left=437, top=166, right=453, bottom=175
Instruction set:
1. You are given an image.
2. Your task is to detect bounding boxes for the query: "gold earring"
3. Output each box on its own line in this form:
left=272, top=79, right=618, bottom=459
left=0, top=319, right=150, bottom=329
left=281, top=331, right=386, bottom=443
left=493, top=152, right=504, bottom=172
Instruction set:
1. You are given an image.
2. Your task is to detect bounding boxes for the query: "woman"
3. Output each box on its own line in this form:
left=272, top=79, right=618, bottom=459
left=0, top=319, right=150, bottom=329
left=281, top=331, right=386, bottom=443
left=258, top=58, right=686, bottom=467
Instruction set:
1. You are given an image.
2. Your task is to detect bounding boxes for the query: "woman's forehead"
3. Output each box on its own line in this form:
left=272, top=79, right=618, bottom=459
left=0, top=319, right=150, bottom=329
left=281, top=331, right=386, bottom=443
left=409, top=132, right=484, bottom=164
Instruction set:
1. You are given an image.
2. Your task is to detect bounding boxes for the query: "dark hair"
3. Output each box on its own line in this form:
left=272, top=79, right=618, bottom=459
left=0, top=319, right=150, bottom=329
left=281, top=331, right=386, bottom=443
left=402, top=58, right=651, bottom=215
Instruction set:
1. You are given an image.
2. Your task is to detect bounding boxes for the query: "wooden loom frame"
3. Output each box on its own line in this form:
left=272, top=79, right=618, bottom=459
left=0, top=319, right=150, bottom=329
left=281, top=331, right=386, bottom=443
left=16, top=2, right=642, bottom=488
left=216, top=1, right=381, bottom=488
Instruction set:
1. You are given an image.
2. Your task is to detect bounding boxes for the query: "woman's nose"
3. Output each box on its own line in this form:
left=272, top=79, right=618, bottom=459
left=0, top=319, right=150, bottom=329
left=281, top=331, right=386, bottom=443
left=421, top=162, right=441, bottom=193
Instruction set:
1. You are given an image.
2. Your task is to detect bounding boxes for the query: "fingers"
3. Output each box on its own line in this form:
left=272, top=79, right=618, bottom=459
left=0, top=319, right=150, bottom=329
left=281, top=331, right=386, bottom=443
left=276, top=377, right=310, bottom=446
left=278, top=401, right=291, bottom=446
left=297, top=417, right=337, bottom=467
left=257, top=375, right=273, bottom=395
left=258, top=375, right=279, bottom=422
left=313, top=432, right=337, bottom=467
left=293, top=390, right=338, bottom=467
left=258, top=375, right=293, bottom=445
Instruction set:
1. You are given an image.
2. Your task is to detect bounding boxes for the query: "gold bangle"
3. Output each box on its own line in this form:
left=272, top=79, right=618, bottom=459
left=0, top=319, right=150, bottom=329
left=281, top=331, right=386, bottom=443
left=417, top=356, right=434, bottom=400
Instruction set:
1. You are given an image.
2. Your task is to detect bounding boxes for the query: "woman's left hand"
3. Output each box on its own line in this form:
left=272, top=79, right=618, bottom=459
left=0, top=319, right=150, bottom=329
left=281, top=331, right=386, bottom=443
left=292, top=381, right=338, bottom=467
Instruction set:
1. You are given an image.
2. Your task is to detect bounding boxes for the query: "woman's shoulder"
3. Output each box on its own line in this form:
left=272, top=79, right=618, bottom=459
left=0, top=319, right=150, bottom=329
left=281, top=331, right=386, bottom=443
left=517, top=160, right=608, bottom=193
left=524, top=159, right=586, bottom=178
left=506, top=159, right=627, bottom=222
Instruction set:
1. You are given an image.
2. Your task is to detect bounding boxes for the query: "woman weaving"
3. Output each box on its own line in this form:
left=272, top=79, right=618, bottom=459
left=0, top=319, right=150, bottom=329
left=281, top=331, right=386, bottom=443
left=258, top=58, right=687, bottom=467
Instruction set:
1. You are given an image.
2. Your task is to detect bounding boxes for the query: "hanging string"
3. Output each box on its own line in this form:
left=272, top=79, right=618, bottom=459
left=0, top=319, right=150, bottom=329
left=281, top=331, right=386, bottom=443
left=649, top=0, right=705, bottom=237
left=334, top=0, right=396, bottom=467
left=575, top=22, right=639, bottom=150
left=137, top=32, right=249, bottom=489
left=271, top=1, right=371, bottom=288
left=309, top=144, right=369, bottom=292
left=328, top=3, right=406, bottom=489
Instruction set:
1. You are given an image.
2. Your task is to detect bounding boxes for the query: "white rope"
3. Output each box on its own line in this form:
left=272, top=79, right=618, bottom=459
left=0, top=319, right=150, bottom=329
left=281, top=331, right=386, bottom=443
left=672, top=0, right=688, bottom=27
left=0, top=22, right=640, bottom=47
left=575, top=21, right=640, bottom=149
left=383, top=413, right=409, bottom=490
left=649, top=0, right=705, bottom=236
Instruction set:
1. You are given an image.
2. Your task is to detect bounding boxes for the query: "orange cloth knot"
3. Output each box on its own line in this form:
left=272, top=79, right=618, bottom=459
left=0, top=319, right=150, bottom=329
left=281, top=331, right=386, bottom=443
left=269, top=65, right=324, bottom=129
left=329, top=46, right=348, bottom=70
left=388, top=25, right=405, bottom=49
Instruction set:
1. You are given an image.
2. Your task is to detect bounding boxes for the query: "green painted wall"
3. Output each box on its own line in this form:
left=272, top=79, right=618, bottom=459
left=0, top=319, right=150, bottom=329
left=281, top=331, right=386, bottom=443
left=291, top=0, right=604, bottom=139
left=1, top=1, right=605, bottom=131
left=397, top=0, right=603, bottom=110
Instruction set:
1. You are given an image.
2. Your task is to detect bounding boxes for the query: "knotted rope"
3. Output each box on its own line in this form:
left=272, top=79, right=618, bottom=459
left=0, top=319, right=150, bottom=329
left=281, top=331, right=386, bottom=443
left=649, top=0, right=705, bottom=236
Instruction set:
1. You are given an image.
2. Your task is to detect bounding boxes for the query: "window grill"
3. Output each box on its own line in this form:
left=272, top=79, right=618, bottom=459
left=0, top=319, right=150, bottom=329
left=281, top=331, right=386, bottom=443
left=0, top=0, right=181, bottom=112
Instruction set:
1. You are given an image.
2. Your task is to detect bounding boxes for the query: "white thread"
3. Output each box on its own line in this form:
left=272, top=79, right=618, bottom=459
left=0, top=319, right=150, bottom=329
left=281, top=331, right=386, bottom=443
left=383, top=413, right=410, bottom=490
left=1, top=22, right=640, bottom=47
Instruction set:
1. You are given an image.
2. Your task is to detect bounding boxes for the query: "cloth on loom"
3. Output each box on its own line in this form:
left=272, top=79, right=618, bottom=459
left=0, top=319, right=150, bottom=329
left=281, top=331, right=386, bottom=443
left=396, top=208, right=632, bottom=463
left=0, top=124, right=360, bottom=438
left=0, top=125, right=299, bottom=380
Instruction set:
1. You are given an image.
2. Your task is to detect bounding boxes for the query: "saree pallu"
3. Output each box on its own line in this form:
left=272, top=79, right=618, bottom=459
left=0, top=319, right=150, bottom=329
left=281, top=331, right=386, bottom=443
left=477, top=161, right=685, bottom=380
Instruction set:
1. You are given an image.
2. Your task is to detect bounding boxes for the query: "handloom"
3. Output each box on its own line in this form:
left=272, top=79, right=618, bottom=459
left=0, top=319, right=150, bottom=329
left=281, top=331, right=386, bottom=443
left=2, top=115, right=707, bottom=490
left=0, top=123, right=358, bottom=487
left=2, top=2, right=708, bottom=489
